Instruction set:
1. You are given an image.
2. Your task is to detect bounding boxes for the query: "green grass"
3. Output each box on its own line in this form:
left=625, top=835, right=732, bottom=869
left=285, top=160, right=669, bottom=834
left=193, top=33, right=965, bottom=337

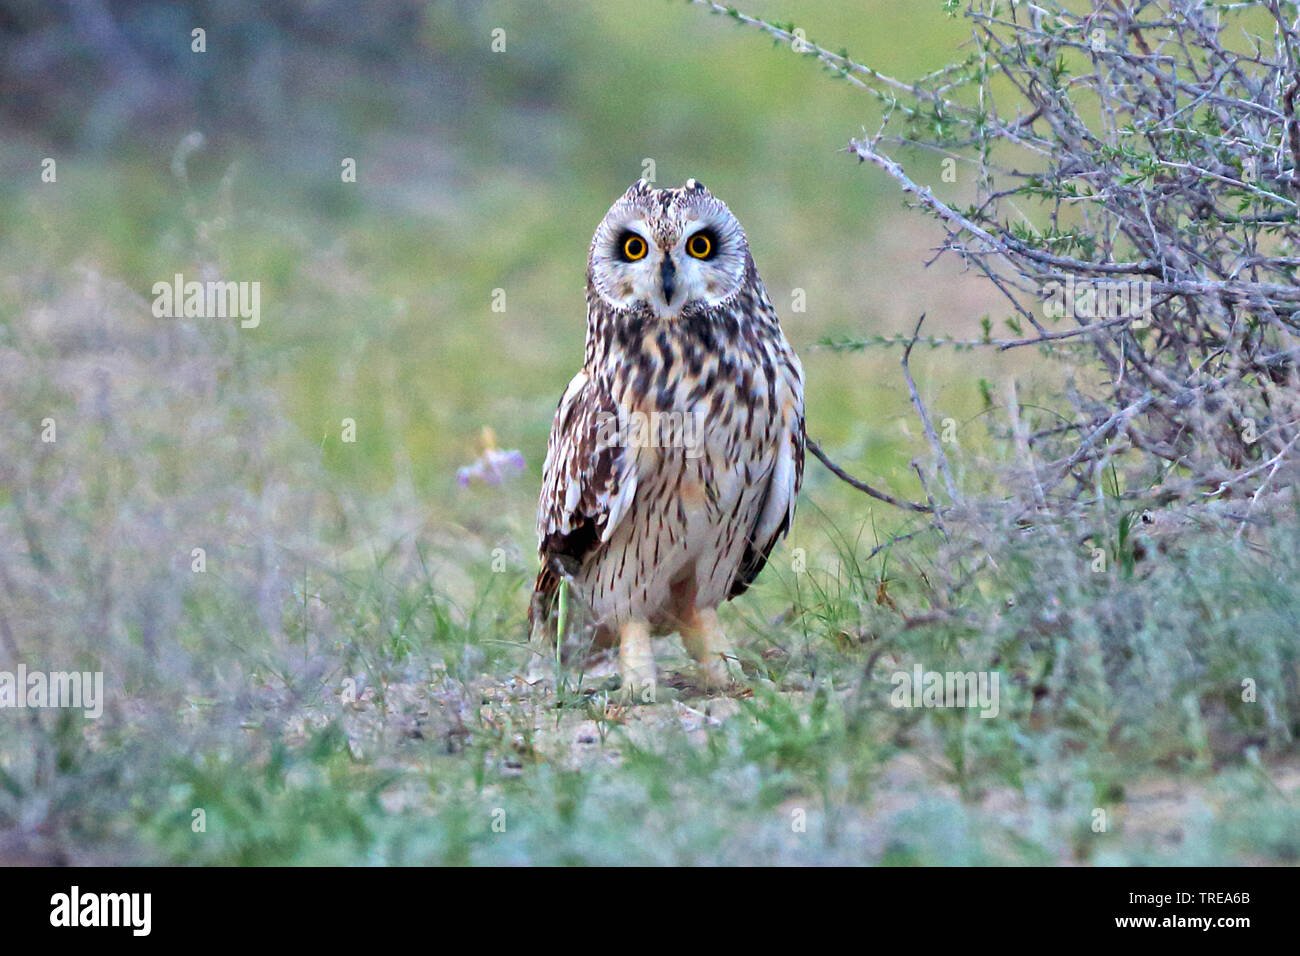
left=27, top=496, right=1300, bottom=866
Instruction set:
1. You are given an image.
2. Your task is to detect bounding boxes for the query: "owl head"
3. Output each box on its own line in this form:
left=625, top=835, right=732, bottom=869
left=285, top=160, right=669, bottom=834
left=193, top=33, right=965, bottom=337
left=587, top=179, right=752, bottom=319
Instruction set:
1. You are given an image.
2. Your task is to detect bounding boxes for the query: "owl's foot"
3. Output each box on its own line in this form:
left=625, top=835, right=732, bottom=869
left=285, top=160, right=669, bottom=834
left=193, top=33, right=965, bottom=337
left=617, top=618, right=658, bottom=704
left=680, top=607, right=745, bottom=692
left=698, top=651, right=746, bottom=691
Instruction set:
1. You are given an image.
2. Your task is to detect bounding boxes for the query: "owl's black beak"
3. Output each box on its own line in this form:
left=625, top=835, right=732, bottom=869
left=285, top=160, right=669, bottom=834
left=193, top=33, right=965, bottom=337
left=659, top=255, right=678, bottom=304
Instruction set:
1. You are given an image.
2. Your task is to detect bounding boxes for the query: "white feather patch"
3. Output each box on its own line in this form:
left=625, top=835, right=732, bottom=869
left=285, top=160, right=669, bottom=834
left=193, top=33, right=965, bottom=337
left=601, top=450, right=638, bottom=543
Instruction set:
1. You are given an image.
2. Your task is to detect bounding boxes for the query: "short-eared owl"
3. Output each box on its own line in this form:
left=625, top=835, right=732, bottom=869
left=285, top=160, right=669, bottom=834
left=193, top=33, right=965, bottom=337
left=530, top=179, right=805, bottom=700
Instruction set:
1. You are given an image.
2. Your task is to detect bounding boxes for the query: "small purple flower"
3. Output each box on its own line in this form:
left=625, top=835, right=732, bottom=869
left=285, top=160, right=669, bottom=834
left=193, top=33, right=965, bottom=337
left=457, top=447, right=526, bottom=488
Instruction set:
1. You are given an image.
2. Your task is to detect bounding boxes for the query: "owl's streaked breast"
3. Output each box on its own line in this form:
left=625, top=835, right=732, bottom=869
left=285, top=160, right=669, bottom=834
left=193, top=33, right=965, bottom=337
left=575, top=284, right=802, bottom=629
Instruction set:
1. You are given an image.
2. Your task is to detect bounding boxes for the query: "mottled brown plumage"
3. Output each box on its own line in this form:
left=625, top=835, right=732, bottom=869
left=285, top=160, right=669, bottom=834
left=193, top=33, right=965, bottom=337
left=530, top=179, right=804, bottom=699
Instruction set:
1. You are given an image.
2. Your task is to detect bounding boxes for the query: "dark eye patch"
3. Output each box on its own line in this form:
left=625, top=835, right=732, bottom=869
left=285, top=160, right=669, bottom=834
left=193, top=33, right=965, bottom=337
left=616, top=231, right=648, bottom=262
left=686, top=228, right=719, bottom=260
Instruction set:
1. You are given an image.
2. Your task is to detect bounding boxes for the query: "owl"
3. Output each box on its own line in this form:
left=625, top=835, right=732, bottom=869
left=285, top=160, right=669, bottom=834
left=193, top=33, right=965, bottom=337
left=529, top=179, right=805, bottom=701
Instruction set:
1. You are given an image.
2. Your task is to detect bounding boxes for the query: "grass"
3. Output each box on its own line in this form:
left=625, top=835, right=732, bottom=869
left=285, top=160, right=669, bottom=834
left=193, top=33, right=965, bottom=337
left=0, top=0, right=1297, bottom=866
left=3, top=271, right=1296, bottom=865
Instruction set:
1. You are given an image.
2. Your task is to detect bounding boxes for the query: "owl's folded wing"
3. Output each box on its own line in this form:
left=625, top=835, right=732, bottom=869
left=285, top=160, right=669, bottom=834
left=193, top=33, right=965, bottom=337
left=530, top=370, right=637, bottom=629
left=729, top=384, right=805, bottom=599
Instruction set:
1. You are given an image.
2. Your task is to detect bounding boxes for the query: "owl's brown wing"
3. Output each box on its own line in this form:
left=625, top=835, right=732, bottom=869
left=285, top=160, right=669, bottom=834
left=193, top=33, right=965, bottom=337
left=529, top=369, right=638, bottom=633
left=729, top=374, right=806, bottom=598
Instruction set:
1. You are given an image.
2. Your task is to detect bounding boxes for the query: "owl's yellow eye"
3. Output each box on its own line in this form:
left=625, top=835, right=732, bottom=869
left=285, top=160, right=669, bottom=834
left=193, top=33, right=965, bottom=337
left=686, top=231, right=714, bottom=259
left=621, top=234, right=647, bottom=261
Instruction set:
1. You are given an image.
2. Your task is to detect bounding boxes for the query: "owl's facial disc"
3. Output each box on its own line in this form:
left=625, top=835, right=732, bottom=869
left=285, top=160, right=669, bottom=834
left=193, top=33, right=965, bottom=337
left=589, top=181, right=750, bottom=319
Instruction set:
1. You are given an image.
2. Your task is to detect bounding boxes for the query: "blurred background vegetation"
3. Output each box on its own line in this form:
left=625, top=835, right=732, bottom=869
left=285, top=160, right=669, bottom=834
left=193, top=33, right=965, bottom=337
left=2, top=0, right=1018, bottom=512
left=0, top=0, right=1295, bottom=865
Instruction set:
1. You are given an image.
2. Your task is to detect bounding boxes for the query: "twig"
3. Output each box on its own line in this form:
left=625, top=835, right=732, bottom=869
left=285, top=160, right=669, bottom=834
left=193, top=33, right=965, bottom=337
left=1041, top=391, right=1158, bottom=494
left=901, top=315, right=962, bottom=505
left=1282, top=76, right=1300, bottom=187
left=1004, top=377, right=1047, bottom=509
left=910, top=461, right=947, bottom=538
left=864, top=524, right=937, bottom=562
left=805, top=437, right=933, bottom=513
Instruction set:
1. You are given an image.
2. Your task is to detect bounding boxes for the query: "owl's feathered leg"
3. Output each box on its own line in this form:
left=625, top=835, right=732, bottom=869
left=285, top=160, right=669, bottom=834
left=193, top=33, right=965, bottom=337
left=618, top=618, right=656, bottom=704
left=680, top=607, right=744, bottom=690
